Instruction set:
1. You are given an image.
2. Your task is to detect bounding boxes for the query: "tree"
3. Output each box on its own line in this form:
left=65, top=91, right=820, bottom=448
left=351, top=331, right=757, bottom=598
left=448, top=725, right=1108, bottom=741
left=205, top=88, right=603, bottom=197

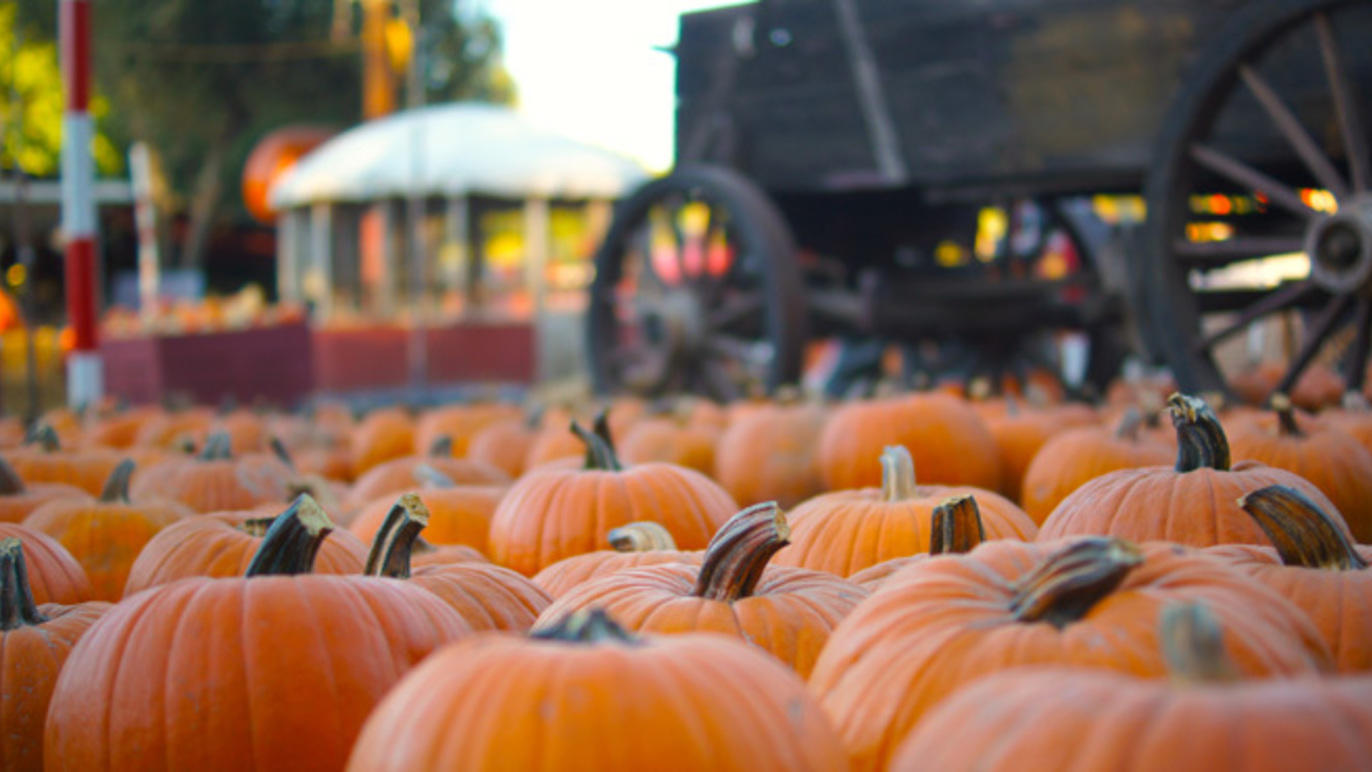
left=14, top=0, right=514, bottom=270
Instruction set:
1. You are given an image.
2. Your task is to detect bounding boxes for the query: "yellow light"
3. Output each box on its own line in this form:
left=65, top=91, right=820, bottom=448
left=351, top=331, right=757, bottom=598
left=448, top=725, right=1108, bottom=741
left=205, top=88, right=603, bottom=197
left=678, top=201, right=710, bottom=239
left=1185, top=222, right=1235, bottom=243
left=974, top=207, right=1007, bottom=261
left=6, top=264, right=26, bottom=288
left=1299, top=188, right=1338, bottom=214
left=935, top=240, right=968, bottom=268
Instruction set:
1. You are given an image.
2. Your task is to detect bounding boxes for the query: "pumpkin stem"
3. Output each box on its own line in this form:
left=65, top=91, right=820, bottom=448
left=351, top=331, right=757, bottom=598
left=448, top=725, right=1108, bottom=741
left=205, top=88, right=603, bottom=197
left=24, top=424, right=59, bottom=452
left=1009, top=537, right=1143, bottom=628
left=0, top=538, right=47, bottom=630
left=930, top=495, right=986, bottom=555
left=1342, top=392, right=1369, bottom=411
left=269, top=436, right=296, bottom=470
left=412, top=463, right=456, bottom=489
left=607, top=521, right=677, bottom=552
left=571, top=420, right=622, bottom=472
left=363, top=493, right=429, bottom=579
left=1268, top=393, right=1304, bottom=437
left=881, top=445, right=917, bottom=502
left=238, top=517, right=275, bottom=537
left=244, top=494, right=334, bottom=577
left=98, top=459, right=135, bottom=504
left=1113, top=407, right=1144, bottom=441
left=428, top=435, right=454, bottom=458
left=1238, top=485, right=1366, bottom=570
left=0, top=457, right=25, bottom=495
left=693, top=501, right=789, bottom=601
left=531, top=608, right=641, bottom=645
left=1167, top=393, right=1230, bottom=472
left=523, top=404, right=546, bottom=430
left=198, top=431, right=234, bottom=461
left=1160, top=601, right=1238, bottom=684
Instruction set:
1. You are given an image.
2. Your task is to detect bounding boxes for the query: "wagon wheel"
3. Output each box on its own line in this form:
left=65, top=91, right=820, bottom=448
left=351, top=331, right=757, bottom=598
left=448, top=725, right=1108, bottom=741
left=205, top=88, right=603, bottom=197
left=1144, top=0, right=1372, bottom=401
left=587, top=165, right=807, bottom=400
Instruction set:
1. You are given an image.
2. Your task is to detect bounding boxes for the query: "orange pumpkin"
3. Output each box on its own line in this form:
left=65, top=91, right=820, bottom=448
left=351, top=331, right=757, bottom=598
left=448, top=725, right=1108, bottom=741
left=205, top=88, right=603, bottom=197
left=772, top=446, right=1036, bottom=577
left=122, top=505, right=367, bottom=597
left=1207, top=485, right=1372, bottom=673
left=713, top=401, right=826, bottom=508
left=414, top=403, right=521, bottom=459
left=465, top=415, right=537, bottom=478
left=24, top=461, right=190, bottom=601
left=45, top=495, right=472, bottom=771
left=1038, top=394, right=1349, bottom=547
left=362, top=495, right=550, bottom=631
left=1020, top=408, right=1173, bottom=524
left=1232, top=359, right=1344, bottom=411
left=818, top=392, right=1002, bottom=491
left=82, top=405, right=162, bottom=449
left=889, top=602, right=1372, bottom=771
left=131, top=407, right=215, bottom=450
left=348, top=482, right=504, bottom=552
left=129, top=432, right=295, bottom=513
left=809, top=537, right=1333, bottom=770
left=343, top=441, right=508, bottom=511
left=345, top=609, right=848, bottom=771
left=618, top=415, right=719, bottom=474
left=846, top=494, right=989, bottom=590
left=5, top=425, right=123, bottom=496
left=349, top=407, right=415, bottom=475
left=0, top=457, right=85, bottom=524
left=0, top=538, right=109, bottom=772
left=0, top=523, right=92, bottom=604
left=489, top=421, right=737, bottom=575
left=534, top=502, right=868, bottom=676
left=1227, top=395, right=1372, bottom=543
left=532, top=521, right=702, bottom=598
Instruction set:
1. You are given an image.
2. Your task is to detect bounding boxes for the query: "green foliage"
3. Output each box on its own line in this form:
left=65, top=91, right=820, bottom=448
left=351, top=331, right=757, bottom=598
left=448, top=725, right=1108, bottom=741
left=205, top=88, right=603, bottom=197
left=0, top=2, right=122, bottom=176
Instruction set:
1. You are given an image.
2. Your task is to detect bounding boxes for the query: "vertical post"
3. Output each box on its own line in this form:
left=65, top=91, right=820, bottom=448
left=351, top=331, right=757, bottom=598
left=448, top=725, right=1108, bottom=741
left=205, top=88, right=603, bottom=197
left=60, top=0, right=101, bottom=408
left=404, top=0, right=426, bottom=397
left=523, top=196, right=550, bottom=381
left=276, top=209, right=300, bottom=303
left=128, top=142, right=160, bottom=326
left=308, top=202, right=334, bottom=320
left=442, top=195, right=469, bottom=304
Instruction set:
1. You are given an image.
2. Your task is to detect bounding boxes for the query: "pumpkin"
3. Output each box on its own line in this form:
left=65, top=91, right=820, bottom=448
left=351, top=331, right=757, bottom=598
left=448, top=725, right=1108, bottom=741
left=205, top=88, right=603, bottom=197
left=817, top=392, right=1002, bottom=491
left=343, top=438, right=509, bottom=511
left=1207, top=485, right=1372, bottom=672
left=349, top=407, right=415, bottom=475
left=1020, top=408, right=1173, bottom=524
left=345, top=609, right=848, bottom=772
left=24, top=461, right=190, bottom=601
left=414, top=403, right=522, bottom=459
left=808, top=537, right=1333, bottom=770
left=889, top=603, right=1372, bottom=771
left=532, top=521, right=702, bottom=598
left=362, top=494, right=550, bottom=631
left=1227, top=394, right=1372, bottom=542
left=129, top=432, right=295, bottom=513
left=0, top=457, right=85, bottom=523
left=534, top=502, right=868, bottom=676
left=1321, top=395, right=1372, bottom=458
left=847, top=494, right=988, bottom=590
left=982, top=397, right=1076, bottom=502
left=0, top=524, right=92, bottom=604
left=123, top=505, right=367, bottom=597
left=465, top=414, right=538, bottom=478
left=1038, top=394, right=1350, bottom=547
left=83, top=405, right=162, bottom=449
left=131, top=407, right=215, bottom=450
left=206, top=409, right=270, bottom=454
left=5, top=425, right=123, bottom=496
left=618, top=415, right=719, bottom=474
left=1231, top=359, right=1344, bottom=411
left=348, top=480, right=504, bottom=552
left=489, top=421, right=737, bottom=575
left=411, top=540, right=489, bottom=567
left=0, top=538, right=109, bottom=772
left=772, top=446, right=1036, bottom=577
left=713, top=400, right=826, bottom=508
left=45, top=495, right=472, bottom=772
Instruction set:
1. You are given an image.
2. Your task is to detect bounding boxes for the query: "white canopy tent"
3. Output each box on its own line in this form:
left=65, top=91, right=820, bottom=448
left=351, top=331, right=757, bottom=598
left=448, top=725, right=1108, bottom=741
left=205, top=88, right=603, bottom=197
left=265, top=103, right=646, bottom=381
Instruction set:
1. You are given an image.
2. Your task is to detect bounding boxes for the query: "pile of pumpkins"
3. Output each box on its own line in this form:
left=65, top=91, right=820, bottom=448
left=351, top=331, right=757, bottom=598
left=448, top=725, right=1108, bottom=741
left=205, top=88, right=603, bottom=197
left=3, top=378, right=1371, bottom=771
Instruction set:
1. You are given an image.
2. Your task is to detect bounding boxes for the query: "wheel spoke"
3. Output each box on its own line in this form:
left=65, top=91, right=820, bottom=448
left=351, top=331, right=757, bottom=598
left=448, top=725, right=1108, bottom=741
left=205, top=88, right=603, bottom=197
left=1273, top=291, right=1354, bottom=395
left=709, top=293, right=764, bottom=331
left=1238, top=64, right=1349, bottom=199
left=1173, top=236, right=1307, bottom=263
left=1343, top=299, right=1371, bottom=393
left=706, top=334, right=770, bottom=366
left=1192, top=280, right=1316, bottom=353
left=1189, top=143, right=1315, bottom=219
left=696, top=357, right=741, bottom=403
left=1316, top=12, right=1370, bottom=193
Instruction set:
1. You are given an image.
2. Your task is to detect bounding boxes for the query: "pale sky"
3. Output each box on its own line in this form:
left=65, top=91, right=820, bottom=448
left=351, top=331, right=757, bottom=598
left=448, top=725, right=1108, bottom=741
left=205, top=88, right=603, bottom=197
left=479, top=0, right=734, bottom=173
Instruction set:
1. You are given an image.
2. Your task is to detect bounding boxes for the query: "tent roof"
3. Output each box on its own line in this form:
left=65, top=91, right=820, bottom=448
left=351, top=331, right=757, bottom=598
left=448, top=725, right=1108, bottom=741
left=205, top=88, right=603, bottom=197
left=269, top=102, right=648, bottom=208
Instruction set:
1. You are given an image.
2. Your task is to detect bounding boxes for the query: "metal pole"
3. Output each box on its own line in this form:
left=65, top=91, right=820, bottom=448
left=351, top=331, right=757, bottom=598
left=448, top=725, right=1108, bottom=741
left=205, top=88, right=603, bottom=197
left=60, top=0, right=101, bottom=408
left=129, top=142, right=160, bottom=326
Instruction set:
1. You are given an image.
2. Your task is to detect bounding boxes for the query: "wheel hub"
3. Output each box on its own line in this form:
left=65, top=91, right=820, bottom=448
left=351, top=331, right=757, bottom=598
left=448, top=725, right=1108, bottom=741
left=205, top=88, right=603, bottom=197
left=1307, top=194, right=1372, bottom=294
left=644, top=289, right=709, bottom=357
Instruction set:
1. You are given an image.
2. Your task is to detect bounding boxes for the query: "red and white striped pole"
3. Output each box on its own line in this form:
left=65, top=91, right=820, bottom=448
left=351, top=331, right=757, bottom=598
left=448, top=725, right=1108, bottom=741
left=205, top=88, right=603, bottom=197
left=60, top=0, right=102, bottom=407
